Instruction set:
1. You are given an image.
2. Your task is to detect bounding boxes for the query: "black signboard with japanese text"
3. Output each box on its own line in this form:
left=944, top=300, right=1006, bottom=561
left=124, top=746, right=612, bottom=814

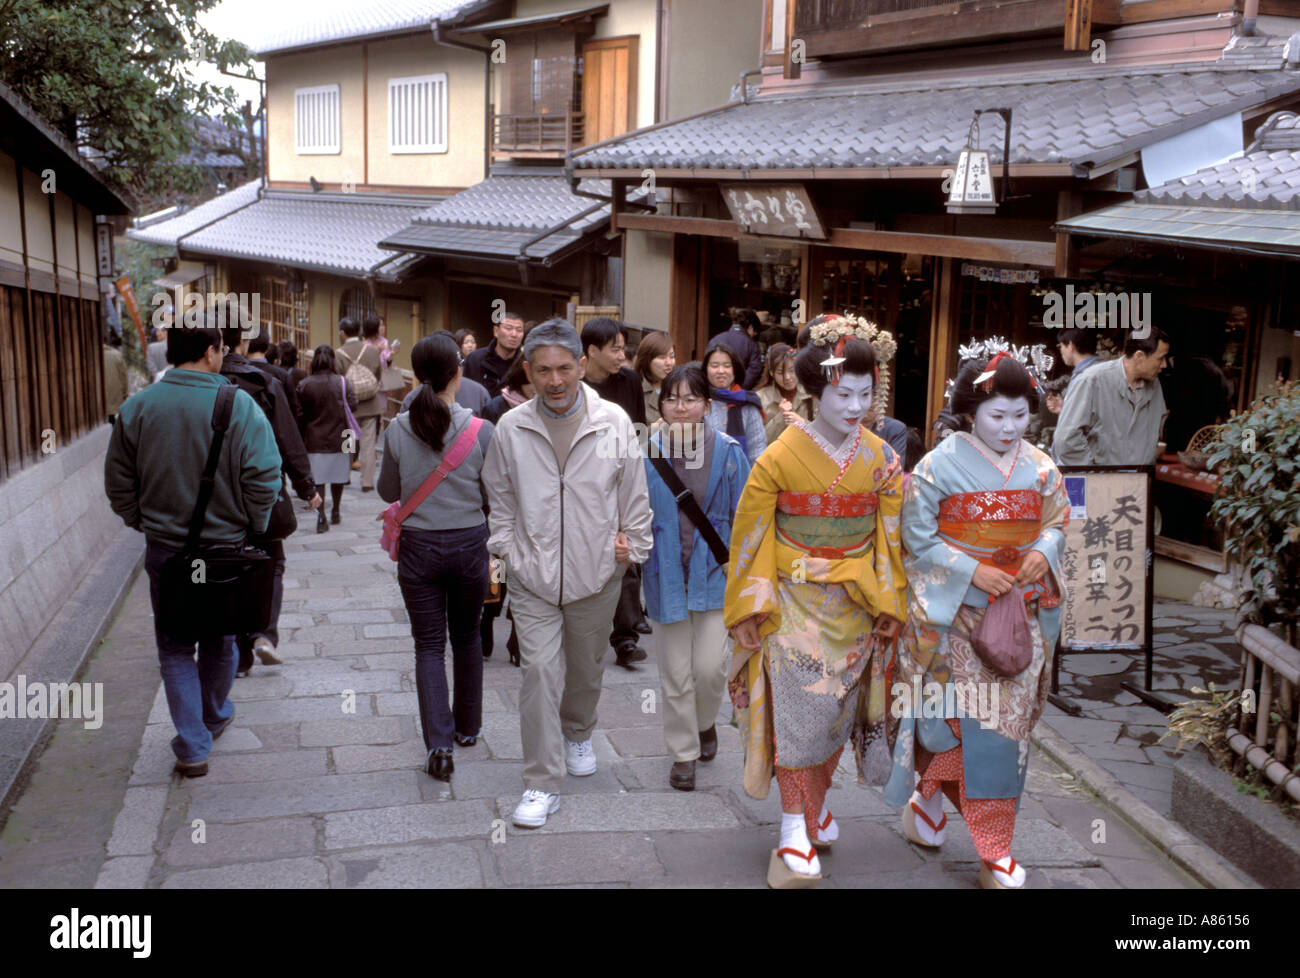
left=720, top=183, right=827, bottom=239
left=1055, top=465, right=1157, bottom=702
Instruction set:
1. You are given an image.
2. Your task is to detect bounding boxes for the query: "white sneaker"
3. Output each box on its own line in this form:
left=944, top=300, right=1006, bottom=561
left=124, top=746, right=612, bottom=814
left=512, top=789, right=559, bottom=828
left=565, top=738, right=596, bottom=777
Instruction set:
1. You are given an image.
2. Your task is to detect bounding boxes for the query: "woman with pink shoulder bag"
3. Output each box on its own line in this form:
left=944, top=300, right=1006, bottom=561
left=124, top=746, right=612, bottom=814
left=378, top=333, right=495, bottom=782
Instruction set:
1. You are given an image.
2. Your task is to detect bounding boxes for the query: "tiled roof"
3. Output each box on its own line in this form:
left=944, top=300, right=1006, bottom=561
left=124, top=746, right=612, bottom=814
left=380, top=171, right=624, bottom=262
left=139, top=187, right=433, bottom=281
left=127, top=180, right=263, bottom=247
left=570, top=66, right=1300, bottom=174
left=1136, top=150, right=1300, bottom=209
left=244, top=0, right=485, bottom=56
left=1055, top=201, right=1300, bottom=255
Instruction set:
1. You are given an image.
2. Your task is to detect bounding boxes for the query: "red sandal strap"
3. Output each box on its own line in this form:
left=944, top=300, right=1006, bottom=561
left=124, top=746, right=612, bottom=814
left=984, top=857, right=1017, bottom=875
left=910, top=801, right=948, bottom=834
left=818, top=810, right=833, bottom=831
left=777, top=846, right=816, bottom=864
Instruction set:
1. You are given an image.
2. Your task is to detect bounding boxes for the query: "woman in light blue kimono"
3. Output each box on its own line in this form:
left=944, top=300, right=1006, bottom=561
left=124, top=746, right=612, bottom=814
left=884, top=353, right=1069, bottom=889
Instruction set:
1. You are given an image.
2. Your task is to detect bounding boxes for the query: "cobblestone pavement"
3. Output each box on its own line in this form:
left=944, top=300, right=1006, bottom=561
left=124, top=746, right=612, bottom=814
left=1048, top=605, right=1240, bottom=817
left=1, top=482, right=1202, bottom=889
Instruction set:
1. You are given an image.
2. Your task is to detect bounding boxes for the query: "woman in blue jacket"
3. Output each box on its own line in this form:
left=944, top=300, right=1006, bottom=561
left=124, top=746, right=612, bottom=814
left=643, top=363, right=751, bottom=792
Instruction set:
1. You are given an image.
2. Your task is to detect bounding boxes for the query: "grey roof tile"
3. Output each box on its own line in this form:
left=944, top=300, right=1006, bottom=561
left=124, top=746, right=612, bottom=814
left=244, top=0, right=481, bottom=56
left=127, top=180, right=262, bottom=247
left=379, top=171, right=644, bottom=261
left=572, top=67, right=1300, bottom=173
left=1136, top=148, right=1300, bottom=209
left=164, top=189, right=431, bottom=280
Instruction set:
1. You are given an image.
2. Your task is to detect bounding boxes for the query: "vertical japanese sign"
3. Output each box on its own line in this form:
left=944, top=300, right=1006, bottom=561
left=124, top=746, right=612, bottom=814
left=115, top=275, right=148, bottom=360
left=1058, top=468, right=1152, bottom=651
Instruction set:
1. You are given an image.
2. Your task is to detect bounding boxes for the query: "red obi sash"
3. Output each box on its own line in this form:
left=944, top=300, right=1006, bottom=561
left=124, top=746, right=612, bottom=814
left=776, top=491, right=878, bottom=517
left=936, top=489, right=1059, bottom=608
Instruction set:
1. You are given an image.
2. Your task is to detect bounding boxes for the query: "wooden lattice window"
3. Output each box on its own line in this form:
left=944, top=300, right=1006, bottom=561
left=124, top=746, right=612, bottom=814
left=258, top=276, right=310, bottom=351
left=339, top=287, right=375, bottom=324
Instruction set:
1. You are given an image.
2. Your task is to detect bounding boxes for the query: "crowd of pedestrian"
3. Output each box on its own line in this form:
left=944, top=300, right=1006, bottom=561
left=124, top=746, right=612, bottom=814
left=103, top=299, right=1188, bottom=888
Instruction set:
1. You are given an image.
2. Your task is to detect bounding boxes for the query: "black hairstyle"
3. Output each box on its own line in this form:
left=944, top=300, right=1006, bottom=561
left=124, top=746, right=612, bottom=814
left=502, top=351, right=530, bottom=395
left=581, top=316, right=625, bottom=358
left=247, top=329, right=272, bottom=355
left=794, top=337, right=878, bottom=401
left=795, top=323, right=811, bottom=350
left=452, top=328, right=477, bottom=352
left=362, top=314, right=381, bottom=340
left=702, top=337, right=744, bottom=390
left=339, top=317, right=360, bottom=339
left=633, top=329, right=672, bottom=385
left=265, top=343, right=280, bottom=365
left=107, top=330, right=122, bottom=348
left=408, top=332, right=462, bottom=452
left=658, top=362, right=711, bottom=408
left=1057, top=327, right=1097, bottom=356
left=278, top=341, right=298, bottom=369
left=310, top=344, right=335, bottom=374
left=498, top=311, right=524, bottom=326
left=1124, top=326, right=1170, bottom=358
left=731, top=307, right=761, bottom=335
left=167, top=320, right=223, bottom=366
left=903, top=427, right=927, bottom=472
left=950, top=355, right=1040, bottom=417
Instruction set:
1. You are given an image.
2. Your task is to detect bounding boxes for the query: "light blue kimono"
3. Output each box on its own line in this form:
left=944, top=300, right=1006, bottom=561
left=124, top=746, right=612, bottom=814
left=884, top=432, right=1070, bottom=805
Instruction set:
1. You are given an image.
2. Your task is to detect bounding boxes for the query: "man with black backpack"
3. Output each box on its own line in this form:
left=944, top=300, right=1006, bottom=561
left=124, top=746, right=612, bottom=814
left=105, top=319, right=282, bottom=777
left=221, top=325, right=322, bottom=675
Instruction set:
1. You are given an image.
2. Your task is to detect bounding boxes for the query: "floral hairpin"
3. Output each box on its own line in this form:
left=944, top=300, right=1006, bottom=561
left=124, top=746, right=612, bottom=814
left=950, top=335, right=1053, bottom=399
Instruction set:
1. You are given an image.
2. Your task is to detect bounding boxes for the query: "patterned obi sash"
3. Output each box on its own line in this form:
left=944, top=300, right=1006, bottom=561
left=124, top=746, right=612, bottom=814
left=937, top=489, right=1058, bottom=606
left=774, top=491, right=876, bottom=559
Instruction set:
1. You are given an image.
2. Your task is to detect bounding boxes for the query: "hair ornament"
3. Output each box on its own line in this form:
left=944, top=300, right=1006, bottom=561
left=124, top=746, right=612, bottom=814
left=807, top=313, right=897, bottom=419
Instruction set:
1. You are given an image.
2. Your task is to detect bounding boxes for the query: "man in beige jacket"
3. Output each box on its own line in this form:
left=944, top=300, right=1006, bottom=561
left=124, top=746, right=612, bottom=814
left=483, top=319, right=653, bottom=828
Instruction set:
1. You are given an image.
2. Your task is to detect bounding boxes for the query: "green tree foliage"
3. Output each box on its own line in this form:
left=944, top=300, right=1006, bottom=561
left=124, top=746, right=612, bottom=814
left=1208, top=382, right=1300, bottom=630
left=0, top=0, right=252, bottom=203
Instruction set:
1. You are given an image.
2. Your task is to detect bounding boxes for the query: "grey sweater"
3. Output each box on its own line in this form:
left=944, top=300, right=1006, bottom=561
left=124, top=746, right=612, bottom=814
left=377, top=402, right=493, bottom=531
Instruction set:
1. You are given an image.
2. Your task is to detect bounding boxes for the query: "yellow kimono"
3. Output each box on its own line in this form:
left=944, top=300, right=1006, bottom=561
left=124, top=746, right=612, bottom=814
left=724, top=420, right=907, bottom=800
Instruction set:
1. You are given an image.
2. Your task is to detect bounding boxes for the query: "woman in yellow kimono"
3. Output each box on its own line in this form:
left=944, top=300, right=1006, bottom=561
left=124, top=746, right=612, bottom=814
left=725, top=314, right=908, bottom=889
left=883, top=349, right=1068, bottom=889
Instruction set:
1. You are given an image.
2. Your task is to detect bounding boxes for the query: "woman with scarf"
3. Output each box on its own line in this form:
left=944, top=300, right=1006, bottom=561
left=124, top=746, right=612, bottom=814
left=481, top=353, right=531, bottom=427
left=704, top=338, right=766, bottom=463
left=883, top=348, right=1068, bottom=889
left=754, top=342, right=815, bottom=445
left=725, top=316, right=908, bottom=888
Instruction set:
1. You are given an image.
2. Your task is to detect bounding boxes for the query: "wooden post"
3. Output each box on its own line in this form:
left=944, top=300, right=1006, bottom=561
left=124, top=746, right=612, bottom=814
left=925, top=256, right=959, bottom=447
left=1055, top=191, right=1083, bottom=279
left=784, top=0, right=801, bottom=80
left=671, top=234, right=700, bottom=361
left=1065, top=0, right=1093, bottom=51
left=802, top=245, right=824, bottom=323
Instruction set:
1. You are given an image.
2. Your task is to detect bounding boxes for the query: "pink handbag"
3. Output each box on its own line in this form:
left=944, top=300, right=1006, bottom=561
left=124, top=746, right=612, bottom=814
left=970, top=585, right=1033, bottom=677
left=378, top=417, right=482, bottom=562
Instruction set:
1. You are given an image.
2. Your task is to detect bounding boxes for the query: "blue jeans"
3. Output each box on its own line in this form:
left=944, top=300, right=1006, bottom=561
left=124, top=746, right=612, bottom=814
left=398, top=523, right=490, bottom=751
left=143, top=541, right=237, bottom=763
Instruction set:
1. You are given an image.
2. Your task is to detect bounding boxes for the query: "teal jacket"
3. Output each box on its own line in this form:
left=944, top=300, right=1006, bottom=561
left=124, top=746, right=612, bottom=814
left=105, top=369, right=282, bottom=548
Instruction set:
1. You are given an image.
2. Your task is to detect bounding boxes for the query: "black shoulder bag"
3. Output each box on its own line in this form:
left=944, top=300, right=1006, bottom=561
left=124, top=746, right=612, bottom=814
left=649, top=456, right=730, bottom=566
left=158, top=385, right=275, bottom=644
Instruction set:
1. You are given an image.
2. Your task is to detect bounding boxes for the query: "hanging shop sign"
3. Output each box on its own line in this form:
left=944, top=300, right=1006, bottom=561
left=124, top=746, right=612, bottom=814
left=721, top=183, right=827, bottom=239
left=961, top=263, right=1039, bottom=284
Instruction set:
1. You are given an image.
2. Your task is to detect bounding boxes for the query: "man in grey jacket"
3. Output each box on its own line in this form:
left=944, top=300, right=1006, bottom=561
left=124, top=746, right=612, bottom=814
left=1054, top=327, right=1170, bottom=466
left=482, top=319, right=653, bottom=829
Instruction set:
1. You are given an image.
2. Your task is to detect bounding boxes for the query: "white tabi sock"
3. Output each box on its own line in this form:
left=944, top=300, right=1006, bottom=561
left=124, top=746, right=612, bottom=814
left=779, top=812, right=820, bottom=875
left=817, top=805, right=839, bottom=842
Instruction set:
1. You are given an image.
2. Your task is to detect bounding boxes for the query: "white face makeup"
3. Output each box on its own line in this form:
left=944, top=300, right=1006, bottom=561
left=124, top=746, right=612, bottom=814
left=971, top=394, right=1031, bottom=455
left=814, top=372, right=874, bottom=441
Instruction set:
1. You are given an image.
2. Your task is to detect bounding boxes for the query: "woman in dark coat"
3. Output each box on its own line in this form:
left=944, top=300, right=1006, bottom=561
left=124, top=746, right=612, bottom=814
left=298, top=344, right=359, bottom=532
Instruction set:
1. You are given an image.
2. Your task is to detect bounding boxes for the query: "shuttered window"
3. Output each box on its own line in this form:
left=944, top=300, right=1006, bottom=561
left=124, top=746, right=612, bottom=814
left=388, top=73, right=448, bottom=154
left=294, top=84, right=341, bottom=155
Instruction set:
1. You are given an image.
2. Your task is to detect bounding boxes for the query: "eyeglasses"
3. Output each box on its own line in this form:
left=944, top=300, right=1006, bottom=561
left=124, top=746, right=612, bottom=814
left=661, top=395, right=704, bottom=407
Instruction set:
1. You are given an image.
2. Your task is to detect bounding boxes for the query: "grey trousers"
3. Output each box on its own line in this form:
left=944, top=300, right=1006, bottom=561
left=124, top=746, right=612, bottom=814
left=656, top=608, right=729, bottom=762
left=510, top=572, right=622, bottom=793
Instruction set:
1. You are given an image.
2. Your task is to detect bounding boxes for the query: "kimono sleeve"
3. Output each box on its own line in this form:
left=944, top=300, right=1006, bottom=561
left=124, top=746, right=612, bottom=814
left=900, top=455, right=979, bottom=628
left=1030, top=455, right=1070, bottom=593
left=871, top=444, right=908, bottom=623
left=723, top=448, right=780, bottom=631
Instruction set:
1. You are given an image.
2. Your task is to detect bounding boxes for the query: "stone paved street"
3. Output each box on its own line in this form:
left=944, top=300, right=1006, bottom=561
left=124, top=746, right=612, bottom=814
left=0, top=482, right=1204, bottom=889
left=1048, top=606, right=1240, bottom=817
